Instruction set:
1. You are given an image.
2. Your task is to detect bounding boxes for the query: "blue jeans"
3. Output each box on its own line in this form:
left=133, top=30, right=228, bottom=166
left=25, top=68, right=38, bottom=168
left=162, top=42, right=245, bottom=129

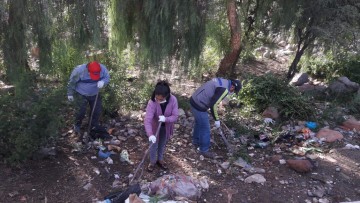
left=191, top=105, right=210, bottom=152
left=74, top=93, right=102, bottom=128
left=149, top=126, right=167, bottom=164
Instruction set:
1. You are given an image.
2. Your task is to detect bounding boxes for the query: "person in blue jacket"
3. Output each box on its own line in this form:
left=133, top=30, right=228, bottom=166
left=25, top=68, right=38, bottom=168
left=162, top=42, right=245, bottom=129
left=67, top=61, right=110, bottom=135
left=190, top=78, right=241, bottom=158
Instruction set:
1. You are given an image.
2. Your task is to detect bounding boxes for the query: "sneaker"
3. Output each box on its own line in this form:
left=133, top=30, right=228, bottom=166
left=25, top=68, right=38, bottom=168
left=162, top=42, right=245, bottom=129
left=199, top=151, right=217, bottom=159
left=147, top=163, right=155, bottom=172
left=156, top=160, right=168, bottom=170
left=192, top=143, right=200, bottom=151
left=74, top=125, right=81, bottom=133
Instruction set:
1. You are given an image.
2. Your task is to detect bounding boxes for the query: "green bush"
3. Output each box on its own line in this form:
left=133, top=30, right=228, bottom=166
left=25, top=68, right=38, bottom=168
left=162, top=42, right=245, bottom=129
left=301, top=53, right=360, bottom=83
left=0, top=88, right=64, bottom=164
left=238, top=74, right=314, bottom=120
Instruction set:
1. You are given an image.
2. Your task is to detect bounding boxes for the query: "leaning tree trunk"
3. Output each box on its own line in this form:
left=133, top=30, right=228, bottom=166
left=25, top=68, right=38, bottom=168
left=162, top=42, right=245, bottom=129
left=216, top=0, right=241, bottom=77
left=287, top=27, right=315, bottom=79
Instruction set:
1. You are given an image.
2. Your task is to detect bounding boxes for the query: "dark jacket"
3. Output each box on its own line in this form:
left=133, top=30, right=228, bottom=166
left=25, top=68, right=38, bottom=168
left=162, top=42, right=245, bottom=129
left=190, top=78, right=231, bottom=120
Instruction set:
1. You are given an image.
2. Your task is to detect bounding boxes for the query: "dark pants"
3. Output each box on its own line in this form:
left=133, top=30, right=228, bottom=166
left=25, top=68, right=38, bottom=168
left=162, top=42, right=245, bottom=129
left=74, top=93, right=102, bottom=129
left=149, top=126, right=167, bottom=164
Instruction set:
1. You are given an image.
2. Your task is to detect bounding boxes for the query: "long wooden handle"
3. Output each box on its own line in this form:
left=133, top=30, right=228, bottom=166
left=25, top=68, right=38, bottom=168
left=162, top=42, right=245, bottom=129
left=130, top=121, right=163, bottom=184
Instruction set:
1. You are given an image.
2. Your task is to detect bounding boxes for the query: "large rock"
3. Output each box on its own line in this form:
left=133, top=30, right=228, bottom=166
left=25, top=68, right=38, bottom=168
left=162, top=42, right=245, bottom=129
left=286, top=159, right=313, bottom=173
left=328, top=76, right=359, bottom=94
left=316, top=128, right=343, bottom=142
left=290, top=73, right=309, bottom=86
left=297, top=83, right=327, bottom=93
left=342, top=118, right=360, bottom=131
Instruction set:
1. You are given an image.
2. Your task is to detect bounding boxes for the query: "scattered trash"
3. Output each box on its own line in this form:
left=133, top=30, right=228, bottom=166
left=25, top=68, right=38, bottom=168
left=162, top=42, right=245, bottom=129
left=106, top=157, right=114, bottom=164
left=279, top=159, right=286, bottom=165
left=98, top=148, right=112, bottom=159
left=8, top=191, right=19, bottom=198
left=124, top=193, right=145, bottom=203
left=120, top=150, right=133, bottom=164
left=264, top=118, right=275, bottom=125
left=108, top=145, right=121, bottom=152
left=104, top=184, right=141, bottom=203
left=305, top=121, right=317, bottom=130
left=83, top=182, right=93, bottom=191
left=93, top=167, right=100, bottom=175
left=198, top=176, right=209, bottom=190
left=343, top=144, right=360, bottom=149
left=148, top=174, right=202, bottom=201
left=220, top=161, right=230, bottom=169
left=254, top=141, right=269, bottom=149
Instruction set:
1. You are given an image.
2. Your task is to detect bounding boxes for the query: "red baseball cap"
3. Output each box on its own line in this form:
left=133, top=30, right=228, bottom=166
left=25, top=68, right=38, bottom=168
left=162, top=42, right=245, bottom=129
left=88, top=61, right=101, bottom=80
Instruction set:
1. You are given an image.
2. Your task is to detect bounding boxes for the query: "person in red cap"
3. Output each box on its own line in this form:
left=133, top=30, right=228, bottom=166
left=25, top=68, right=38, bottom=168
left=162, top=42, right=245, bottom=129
left=67, top=61, right=110, bottom=138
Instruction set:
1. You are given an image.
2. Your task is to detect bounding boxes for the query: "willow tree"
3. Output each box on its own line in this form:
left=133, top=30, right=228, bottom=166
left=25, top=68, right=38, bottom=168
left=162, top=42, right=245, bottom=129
left=109, top=0, right=207, bottom=69
left=272, top=0, right=360, bottom=79
left=218, top=0, right=277, bottom=76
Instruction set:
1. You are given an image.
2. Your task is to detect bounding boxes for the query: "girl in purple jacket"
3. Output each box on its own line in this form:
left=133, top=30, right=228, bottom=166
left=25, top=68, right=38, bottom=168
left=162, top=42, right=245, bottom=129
left=144, top=80, right=179, bottom=172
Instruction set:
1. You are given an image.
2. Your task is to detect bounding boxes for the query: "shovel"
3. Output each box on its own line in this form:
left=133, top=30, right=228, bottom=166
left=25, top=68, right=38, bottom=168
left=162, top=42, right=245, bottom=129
left=129, top=121, right=162, bottom=184
left=218, top=127, right=234, bottom=154
left=103, top=122, right=163, bottom=203
left=82, top=92, right=99, bottom=145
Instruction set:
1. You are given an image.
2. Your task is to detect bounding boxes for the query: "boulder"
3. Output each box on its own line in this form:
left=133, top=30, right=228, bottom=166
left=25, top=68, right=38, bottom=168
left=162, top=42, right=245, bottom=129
left=316, top=128, right=343, bottom=142
left=328, top=76, right=359, bottom=94
left=290, top=73, right=309, bottom=86
left=342, top=118, right=360, bottom=131
left=286, top=159, right=313, bottom=173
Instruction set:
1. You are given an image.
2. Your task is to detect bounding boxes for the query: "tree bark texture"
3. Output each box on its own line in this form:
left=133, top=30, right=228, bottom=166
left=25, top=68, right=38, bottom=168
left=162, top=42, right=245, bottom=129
left=3, top=0, right=29, bottom=83
left=217, top=0, right=241, bottom=77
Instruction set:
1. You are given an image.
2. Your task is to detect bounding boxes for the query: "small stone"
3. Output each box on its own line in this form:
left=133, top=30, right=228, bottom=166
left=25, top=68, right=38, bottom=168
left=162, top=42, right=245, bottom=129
left=244, top=174, right=266, bottom=184
left=221, top=161, right=230, bottom=169
left=318, top=198, right=329, bottom=203
left=335, top=167, right=341, bottom=172
left=83, top=183, right=92, bottom=191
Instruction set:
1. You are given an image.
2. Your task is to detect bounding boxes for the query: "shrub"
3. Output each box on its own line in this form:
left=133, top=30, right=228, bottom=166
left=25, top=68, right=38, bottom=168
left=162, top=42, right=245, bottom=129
left=237, top=74, right=314, bottom=120
left=301, top=53, right=360, bottom=83
left=0, top=88, right=64, bottom=164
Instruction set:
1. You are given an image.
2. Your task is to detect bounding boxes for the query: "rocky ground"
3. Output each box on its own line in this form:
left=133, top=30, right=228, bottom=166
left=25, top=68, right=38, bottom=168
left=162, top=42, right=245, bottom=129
left=1, top=48, right=360, bottom=203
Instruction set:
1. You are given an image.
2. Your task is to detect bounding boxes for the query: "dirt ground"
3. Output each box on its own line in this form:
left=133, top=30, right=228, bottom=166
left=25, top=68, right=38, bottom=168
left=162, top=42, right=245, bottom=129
left=1, top=57, right=360, bottom=203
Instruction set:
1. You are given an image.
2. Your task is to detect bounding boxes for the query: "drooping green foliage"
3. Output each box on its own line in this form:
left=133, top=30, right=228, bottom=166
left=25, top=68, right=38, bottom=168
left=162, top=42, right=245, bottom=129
left=109, top=0, right=207, bottom=67
left=2, top=0, right=28, bottom=88
left=271, top=0, right=360, bottom=78
left=28, top=0, right=53, bottom=72
left=66, top=0, right=106, bottom=49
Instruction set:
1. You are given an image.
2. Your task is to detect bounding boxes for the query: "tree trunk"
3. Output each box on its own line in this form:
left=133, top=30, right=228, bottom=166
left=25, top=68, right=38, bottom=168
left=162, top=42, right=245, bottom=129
left=287, top=49, right=304, bottom=79
left=216, top=0, right=241, bottom=77
left=2, top=0, right=29, bottom=83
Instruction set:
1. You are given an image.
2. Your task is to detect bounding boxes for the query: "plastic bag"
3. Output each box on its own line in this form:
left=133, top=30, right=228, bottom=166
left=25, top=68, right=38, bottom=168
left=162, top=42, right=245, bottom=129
left=148, top=174, right=201, bottom=201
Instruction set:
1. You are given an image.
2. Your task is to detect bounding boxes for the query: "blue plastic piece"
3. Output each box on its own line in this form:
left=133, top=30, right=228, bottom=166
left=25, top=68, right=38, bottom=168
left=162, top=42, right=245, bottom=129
left=305, top=121, right=317, bottom=129
left=98, top=149, right=112, bottom=159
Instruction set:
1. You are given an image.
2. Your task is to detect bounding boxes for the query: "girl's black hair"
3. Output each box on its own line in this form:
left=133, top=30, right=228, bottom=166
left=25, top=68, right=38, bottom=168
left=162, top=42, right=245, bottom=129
left=151, top=80, right=171, bottom=101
